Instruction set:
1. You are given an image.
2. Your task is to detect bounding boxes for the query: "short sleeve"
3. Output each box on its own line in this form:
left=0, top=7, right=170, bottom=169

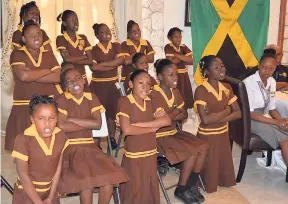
left=182, top=45, right=192, bottom=56
left=243, top=79, right=257, bottom=111
left=174, top=89, right=185, bottom=109
left=193, top=86, right=208, bottom=113
left=268, top=79, right=276, bottom=110
left=56, top=95, right=68, bottom=116
left=225, top=84, right=238, bottom=105
left=42, top=30, right=51, bottom=46
left=164, top=44, right=174, bottom=57
left=116, top=97, right=131, bottom=121
left=10, top=50, right=26, bottom=67
left=114, top=42, right=124, bottom=58
left=121, top=41, right=130, bottom=56
left=146, top=40, right=155, bottom=55
left=11, top=134, right=29, bottom=161
left=83, top=35, right=92, bottom=52
left=91, top=93, right=105, bottom=114
left=11, top=31, right=23, bottom=50
left=49, top=52, right=60, bottom=71
left=56, top=36, right=67, bottom=51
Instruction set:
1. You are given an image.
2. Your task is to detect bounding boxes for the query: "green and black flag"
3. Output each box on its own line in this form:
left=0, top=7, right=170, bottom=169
left=191, top=0, right=269, bottom=85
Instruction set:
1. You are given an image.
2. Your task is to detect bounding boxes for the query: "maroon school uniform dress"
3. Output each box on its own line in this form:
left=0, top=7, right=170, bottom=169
left=90, top=41, right=123, bottom=119
left=123, top=72, right=158, bottom=95
left=150, top=85, right=207, bottom=165
left=11, top=124, right=69, bottom=204
left=56, top=32, right=92, bottom=91
left=164, top=43, right=194, bottom=109
left=56, top=92, right=128, bottom=194
left=117, top=94, right=160, bottom=204
left=121, top=39, right=155, bottom=80
left=11, top=25, right=52, bottom=50
left=5, top=46, right=61, bottom=151
left=194, top=81, right=238, bottom=193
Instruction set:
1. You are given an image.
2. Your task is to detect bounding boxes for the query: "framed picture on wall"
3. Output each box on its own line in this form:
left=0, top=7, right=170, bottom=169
left=185, top=0, right=191, bottom=27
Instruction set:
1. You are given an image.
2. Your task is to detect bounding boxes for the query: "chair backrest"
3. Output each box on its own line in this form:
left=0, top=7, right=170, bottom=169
left=92, top=111, right=109, bottom=137
left=223, top=76, right=251, bottom=149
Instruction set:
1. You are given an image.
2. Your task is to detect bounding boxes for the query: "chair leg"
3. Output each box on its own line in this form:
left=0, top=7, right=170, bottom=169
left=106, top=134, right=113, bottom=156
left=112, top=187, right=121, bottom=204
left=230, top=138, right=233, bottom=151
left=115, top=131, right=123, bottom=158
left=157, top=171, right=171, bottom=204
left=266, top=150, right=273, bottom=166
left=1, top=176, right=13, bottom=195
left=286, top=168, right=288, bottom=183
left=198, top=175, right=206, bottom=192
left=236, top=149, right=248, bottom=183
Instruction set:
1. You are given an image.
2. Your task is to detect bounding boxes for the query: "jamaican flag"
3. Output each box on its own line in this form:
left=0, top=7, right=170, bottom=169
left=191, top=0, right=269, bottom=85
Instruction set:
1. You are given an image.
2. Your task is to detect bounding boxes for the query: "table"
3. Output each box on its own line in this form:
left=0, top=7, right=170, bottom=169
left=275, top=91, right=288, bottom=118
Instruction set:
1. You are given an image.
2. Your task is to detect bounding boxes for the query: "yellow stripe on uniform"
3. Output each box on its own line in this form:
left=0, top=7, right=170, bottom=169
left=68, top=138, right=94, bottom=145
left=11, top=62, right=25, bottom=66
left=125, top=148, right=157, bottom=158
left=55, top=84, right=63, bottom=94
left=62, top=140, right=70, bottom=153
left=198, top=123, right=228, bottom=131
left=57, top=46, right=66, bottom=51
left=147, top=50, right=155, bottom=55
left=177, top=68, right=188, bottom=74
left=11, top=151, right=28, bottom=161
left=194, top=0, right=258, bottom=85
left=43, top=39, right=52, bottom=46
left=16, top=182, right=51, bottom=192
left=166, top=54, right=174, bottom=57
left=116, top=112, right=130, bottom=121
left=58, top=108, right=68, bottom=115
left=91, top=76, right=118, bottom=82
left=51, top=66, right=60, bottom=71
left=156, top=129, right=177, bottom=138
left=228, top=95, right=238, bottom=105
left=91, top=105, right=105, bottom=113
left=177, top=102, right=185, bottom=109
left=198, top=127, right=228, bottom=135
left=13, top=100, right=30, bottom=106
left=193, top=100, right=207, bottom=113
left=17, top=177, right=53, bottom=185
left=84, top=46, right=93, bottom=51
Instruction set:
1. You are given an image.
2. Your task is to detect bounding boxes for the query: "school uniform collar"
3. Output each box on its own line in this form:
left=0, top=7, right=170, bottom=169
left=24, top=124, right=61, bottom=156
left=153, top=85, right=175, bottom=108
left=97, top=41, right=112, bottom=54
left=19, top=46, right=48, bottom=67
left=63, top=31, right=82, bottom=48
left=127, top=93, right=150, bottom=112
left=64, top=92, right=92, bottom=105
left=252, top=71, right=272, bottom=89
left=202, top=81, right=230, bottom=101
left=169, top=43, right=184, bottom=52
left=18, top=25, right=23, bottom=32
left=126, top=39, right=147, bottom=53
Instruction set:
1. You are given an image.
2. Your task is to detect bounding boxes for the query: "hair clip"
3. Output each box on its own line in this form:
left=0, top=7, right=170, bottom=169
left=60, top=12, right=64, bottom=21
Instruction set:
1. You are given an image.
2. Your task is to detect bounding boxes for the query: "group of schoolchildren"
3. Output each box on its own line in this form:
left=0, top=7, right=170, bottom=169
left=6, top=1, right=246, bottom=204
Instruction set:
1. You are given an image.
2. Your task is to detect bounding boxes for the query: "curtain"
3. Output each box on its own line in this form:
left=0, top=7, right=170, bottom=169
left=1, top=0, right=117, bottom=135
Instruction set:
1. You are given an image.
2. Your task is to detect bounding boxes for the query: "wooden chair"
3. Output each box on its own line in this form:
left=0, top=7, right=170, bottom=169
left=223, top=76, right=287, bottom=183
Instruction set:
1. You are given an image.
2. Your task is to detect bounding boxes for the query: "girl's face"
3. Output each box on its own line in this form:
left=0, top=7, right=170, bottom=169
left=133, top=55, right=149, bottom=71
left=64, top=12, right=79, bottom=32
left=206, top=58, right=226, bottom=81
left=169, top=31, right=182, bottom=47
left=97, top=24, right=111, bottom=42
left=130, top=73, right=151, bottom=100
left=23, top=6, right=40, bottom=24
left=158, top=64, right=178, bottom=89
left=64, top=69, right=85, bottom=96
left=22, top=25, right=43, bottom=49
left=128, top=24, right=141, bottom=41
left=30, top=104, right=58, bottom=138
left=259, top=57, right=276, bottom=82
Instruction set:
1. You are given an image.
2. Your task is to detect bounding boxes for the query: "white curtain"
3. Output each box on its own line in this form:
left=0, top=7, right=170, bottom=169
left=1, top=0, right=117, bottom=135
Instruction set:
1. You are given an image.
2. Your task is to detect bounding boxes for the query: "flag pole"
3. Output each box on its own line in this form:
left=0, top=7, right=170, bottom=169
left=277, top=0, right=287, bottom=52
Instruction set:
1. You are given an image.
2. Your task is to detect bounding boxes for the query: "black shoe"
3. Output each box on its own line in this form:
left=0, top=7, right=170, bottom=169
left=110, top=138, right=117, bottom=150
left=190, top=186, right=205, bottom=203
left=174, top=188, right=200, bottom=204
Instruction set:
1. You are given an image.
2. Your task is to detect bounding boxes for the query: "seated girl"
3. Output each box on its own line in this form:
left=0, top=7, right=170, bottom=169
left=56, top=68, right=128, bottom=204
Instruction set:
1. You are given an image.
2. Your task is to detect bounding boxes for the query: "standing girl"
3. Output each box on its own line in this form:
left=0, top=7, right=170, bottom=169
left=5, top=20, right=60, bottom=151
left=12, top=1, right=52, bottom=51
left=90, top=23, right=124, bottom=149
left=12, top=94, right=68, bottom=204
left=56, top=10, right=92, bottom=91
left=194, top=55, right=241, bottom=193
left=123, top=53, right=158, bottom=93
left=57, top=68, right=128, bottom=204
left=164, top=27, right=194, bottom=109
left=117, top=69, right=171, bottom=204
left=121, top=20, right=155, bottom=81
left=150, top=59, right=208, bottom=204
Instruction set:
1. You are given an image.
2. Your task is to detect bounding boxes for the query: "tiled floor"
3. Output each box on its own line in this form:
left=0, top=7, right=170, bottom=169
left=1, top=115, right=288, bottom=203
